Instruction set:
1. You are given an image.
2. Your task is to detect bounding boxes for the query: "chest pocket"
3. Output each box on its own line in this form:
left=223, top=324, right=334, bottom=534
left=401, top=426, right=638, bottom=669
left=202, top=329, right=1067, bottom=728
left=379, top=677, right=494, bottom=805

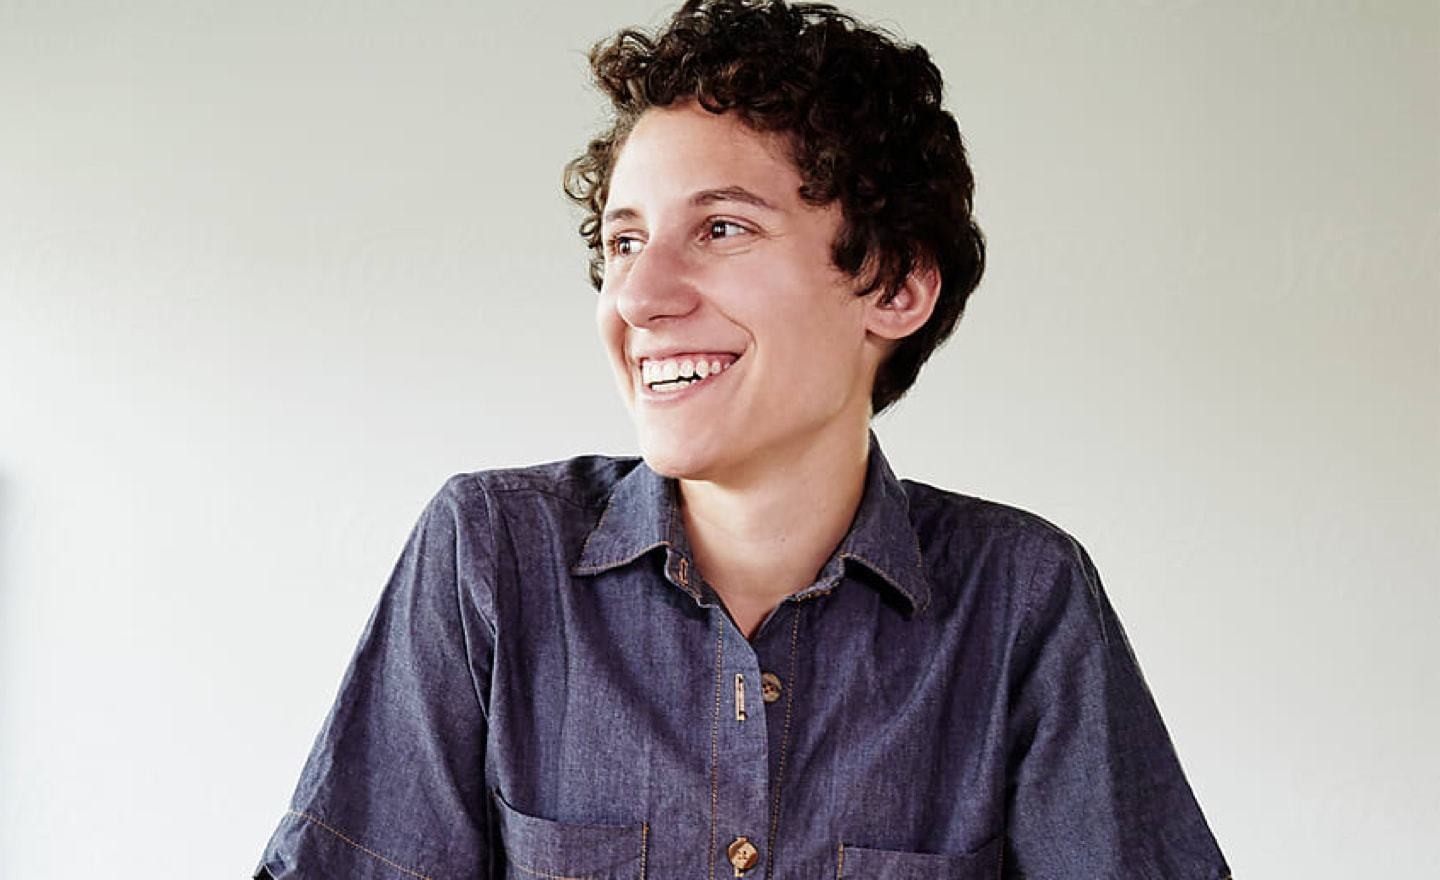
left=493, top=790, right=648, bottom=880
left=836, top=835, right=1001, bottom=880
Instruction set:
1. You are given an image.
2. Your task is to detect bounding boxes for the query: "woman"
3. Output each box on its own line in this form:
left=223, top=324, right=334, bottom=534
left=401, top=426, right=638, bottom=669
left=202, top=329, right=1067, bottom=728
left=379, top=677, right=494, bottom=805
left=256, top=2, right=1229, bottom=877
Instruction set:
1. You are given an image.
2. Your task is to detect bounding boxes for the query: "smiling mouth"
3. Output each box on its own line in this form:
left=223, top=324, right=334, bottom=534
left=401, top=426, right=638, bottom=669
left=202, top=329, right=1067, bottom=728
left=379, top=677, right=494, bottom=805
left=640, top=354, right=739, bottom=394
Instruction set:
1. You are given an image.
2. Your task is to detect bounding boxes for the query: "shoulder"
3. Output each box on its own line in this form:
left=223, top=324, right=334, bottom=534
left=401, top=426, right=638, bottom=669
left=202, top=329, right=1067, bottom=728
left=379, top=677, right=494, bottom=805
left=897, top=478, right=1101, bottom=629
left=901, top=477, right=1085, bottom=562
left=900, top=480, right=1134, bottom=668
left=404, top=455, right=645, bottom=559
left=405, top=455, right=645, bottom=615
left=431, top=454, right=644, bottom=514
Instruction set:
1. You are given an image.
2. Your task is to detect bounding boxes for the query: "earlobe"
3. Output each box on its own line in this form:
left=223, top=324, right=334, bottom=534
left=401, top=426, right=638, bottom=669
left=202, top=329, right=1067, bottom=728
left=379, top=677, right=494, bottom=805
left=867, top=262, right=941, bottom=342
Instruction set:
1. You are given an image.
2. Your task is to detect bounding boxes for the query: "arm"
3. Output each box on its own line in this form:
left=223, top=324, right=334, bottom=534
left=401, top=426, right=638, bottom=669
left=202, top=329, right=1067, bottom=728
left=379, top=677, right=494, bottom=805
left=254, top=477, right=498, bottom=879
left=1003, top=535, right=1229, bottom=879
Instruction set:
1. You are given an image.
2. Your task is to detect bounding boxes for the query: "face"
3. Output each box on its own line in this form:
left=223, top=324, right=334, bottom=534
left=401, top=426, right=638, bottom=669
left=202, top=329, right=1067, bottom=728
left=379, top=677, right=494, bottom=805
left=596, top=102, right=883, bottom=485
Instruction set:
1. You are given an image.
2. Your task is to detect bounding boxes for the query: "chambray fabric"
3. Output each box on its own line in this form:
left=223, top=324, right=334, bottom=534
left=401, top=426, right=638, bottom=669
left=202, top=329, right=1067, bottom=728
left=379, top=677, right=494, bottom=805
left=255, top=438, right=1229, bottom=880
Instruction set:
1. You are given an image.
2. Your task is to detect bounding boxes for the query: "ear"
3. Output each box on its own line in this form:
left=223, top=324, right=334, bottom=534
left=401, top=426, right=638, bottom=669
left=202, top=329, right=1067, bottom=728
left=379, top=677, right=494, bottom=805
left=863, top=261, right=941, bottom=343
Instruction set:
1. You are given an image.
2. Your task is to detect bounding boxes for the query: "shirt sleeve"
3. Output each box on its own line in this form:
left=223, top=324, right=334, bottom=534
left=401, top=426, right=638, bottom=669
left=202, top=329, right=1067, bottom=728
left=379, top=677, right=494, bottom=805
left=1003, top=534, right=1230, bottom=879
left=255, top=476, right=498, bottom=880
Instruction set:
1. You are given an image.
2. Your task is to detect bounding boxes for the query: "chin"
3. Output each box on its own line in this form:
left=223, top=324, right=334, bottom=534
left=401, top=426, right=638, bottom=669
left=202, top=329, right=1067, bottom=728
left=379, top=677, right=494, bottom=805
left=636, top=427, right=729, bottom=482
left=638, top=441, right=708, bottom=481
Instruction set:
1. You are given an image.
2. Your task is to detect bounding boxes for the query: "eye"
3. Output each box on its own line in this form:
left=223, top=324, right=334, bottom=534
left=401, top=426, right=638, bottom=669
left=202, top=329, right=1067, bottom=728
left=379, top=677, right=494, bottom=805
left=706, top=220, right=748, bottom=240
left=605, top=233, right=644, bottom=259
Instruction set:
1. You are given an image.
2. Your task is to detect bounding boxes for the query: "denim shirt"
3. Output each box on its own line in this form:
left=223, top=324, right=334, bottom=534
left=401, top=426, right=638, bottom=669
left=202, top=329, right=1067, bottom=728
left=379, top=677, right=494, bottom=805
left=256, top=438, right=1228, bottom=879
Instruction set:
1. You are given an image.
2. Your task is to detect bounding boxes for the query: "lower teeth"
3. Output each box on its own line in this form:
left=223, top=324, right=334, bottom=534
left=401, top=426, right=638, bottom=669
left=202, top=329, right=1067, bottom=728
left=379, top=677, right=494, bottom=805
left=652, top=376, right=702, bottom=391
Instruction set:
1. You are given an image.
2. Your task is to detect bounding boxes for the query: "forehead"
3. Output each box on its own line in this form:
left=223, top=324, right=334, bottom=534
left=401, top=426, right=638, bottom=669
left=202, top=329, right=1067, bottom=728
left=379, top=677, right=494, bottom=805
left=606, top=104, right=803, bottom=209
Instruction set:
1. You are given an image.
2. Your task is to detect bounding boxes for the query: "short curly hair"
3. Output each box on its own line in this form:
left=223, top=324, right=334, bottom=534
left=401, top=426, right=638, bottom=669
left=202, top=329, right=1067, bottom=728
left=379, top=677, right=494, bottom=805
left=564, top=0, right=985, bottom=414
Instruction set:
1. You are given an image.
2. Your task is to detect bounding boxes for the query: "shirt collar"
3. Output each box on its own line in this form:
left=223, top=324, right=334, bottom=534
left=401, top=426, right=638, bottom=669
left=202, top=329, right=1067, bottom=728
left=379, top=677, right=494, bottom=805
left=572, top=433, right=931, bottom=615
left=571, top=454, right=700, bottom=600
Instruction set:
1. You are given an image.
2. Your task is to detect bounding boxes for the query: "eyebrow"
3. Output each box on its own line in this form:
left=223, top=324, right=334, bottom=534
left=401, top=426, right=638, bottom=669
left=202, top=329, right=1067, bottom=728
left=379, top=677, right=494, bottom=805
left=601, top=186, right=780, bottom=228
left=692, top=186, right=778, bottom=212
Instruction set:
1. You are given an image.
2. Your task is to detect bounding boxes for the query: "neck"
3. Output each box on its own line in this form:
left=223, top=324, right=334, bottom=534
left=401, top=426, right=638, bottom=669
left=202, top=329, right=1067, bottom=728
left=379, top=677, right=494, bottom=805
left=678, top=425, right=871, bottom=635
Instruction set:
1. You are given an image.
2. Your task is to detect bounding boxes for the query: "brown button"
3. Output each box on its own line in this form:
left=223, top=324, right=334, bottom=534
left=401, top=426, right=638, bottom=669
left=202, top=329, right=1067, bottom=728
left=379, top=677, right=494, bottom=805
left=760, top=671, right=782, bottom=703
left=727, top=836, right=760, bottom=873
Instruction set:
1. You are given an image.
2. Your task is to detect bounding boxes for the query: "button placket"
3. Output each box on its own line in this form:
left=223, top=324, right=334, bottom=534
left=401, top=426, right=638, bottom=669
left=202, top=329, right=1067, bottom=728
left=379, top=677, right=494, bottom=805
left=761, top=605, right=804, bottom=879
left=710, top=610, right=772, bottom=880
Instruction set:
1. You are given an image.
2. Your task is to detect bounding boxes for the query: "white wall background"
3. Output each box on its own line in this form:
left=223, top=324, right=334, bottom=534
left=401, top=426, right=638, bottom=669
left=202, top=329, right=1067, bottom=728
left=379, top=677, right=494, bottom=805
left=1, top=1, right=1435, bottom=876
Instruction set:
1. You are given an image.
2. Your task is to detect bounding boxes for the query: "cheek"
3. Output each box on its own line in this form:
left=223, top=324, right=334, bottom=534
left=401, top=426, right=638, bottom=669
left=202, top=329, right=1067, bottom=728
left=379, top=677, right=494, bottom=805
left=594, top=292, right=621, bottom=347
left=594, top=295, right=634, bottom=393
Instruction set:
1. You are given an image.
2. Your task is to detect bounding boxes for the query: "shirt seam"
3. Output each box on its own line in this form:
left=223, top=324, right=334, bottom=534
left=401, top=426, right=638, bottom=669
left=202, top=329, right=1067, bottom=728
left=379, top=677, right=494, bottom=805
left=764, top=606, right=804, bottom=880
left=456, top=480, right=500, bottom=717
left=1013, top=534, right=1065, bottom=653
left=460, top=473, right=617, bottom=580
left=286, top=810, right=434, bottom=880
left=507, top=861, right=596, bottom=880
left=708, top=616, right=724, bottom=880
left=465, top=472, right=614, bottom=510
left=503, top=821, right=648, bottom=880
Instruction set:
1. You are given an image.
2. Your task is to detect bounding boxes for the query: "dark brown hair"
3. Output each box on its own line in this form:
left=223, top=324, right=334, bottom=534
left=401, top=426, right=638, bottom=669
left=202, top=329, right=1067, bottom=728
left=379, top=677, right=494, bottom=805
left=564, top=0, right=985, bottom=413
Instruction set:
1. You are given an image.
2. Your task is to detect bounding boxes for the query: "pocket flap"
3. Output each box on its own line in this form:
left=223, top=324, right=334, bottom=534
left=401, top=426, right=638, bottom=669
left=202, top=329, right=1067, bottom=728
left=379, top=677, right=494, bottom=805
left=837, top=835, right=1000, bottom=879
left=493, top=789, right=646, bottom=878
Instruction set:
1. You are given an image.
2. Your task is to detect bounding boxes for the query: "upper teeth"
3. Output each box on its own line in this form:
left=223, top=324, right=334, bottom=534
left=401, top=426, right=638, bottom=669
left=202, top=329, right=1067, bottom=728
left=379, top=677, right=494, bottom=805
left=642, top=356, right=733, bottom=386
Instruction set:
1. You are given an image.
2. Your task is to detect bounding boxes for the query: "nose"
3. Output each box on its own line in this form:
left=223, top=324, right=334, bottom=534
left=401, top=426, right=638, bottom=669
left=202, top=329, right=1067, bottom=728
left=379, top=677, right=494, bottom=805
left=607, top=237, right=700, bottom=329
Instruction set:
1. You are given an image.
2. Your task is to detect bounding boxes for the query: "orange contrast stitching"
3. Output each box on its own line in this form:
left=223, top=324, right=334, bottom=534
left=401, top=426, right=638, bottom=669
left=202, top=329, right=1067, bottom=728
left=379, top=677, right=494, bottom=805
left=507, top=860, right=595, bottom=880
left=287, top=810, right=434, bottom=880
left=764, top=607, right=803, bottom=880
left=640, top=821, right=649, bottom=880
left=708, top=617, right=724, bottom=880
